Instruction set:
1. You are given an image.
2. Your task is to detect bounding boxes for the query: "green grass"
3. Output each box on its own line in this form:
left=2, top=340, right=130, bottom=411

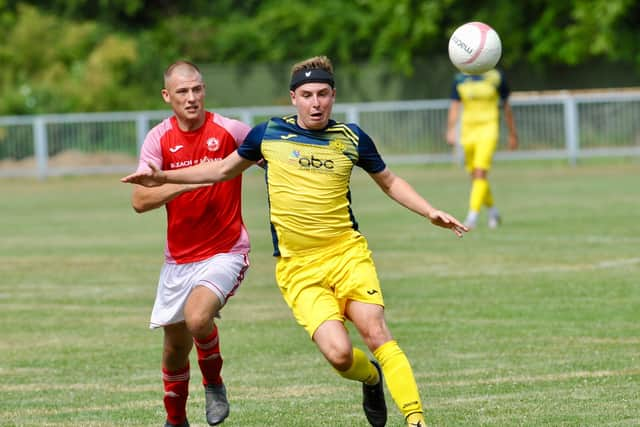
left=1, top=158, right=639, bottom=426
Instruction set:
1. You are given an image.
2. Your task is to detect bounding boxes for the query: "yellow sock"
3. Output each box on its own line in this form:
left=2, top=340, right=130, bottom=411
left=373, top=340, right=423, bottom=419
left=484, top=182, right=494, bottom=207
left=406, top=411, right=427, bottom=426
left=335, top=347, right=379, bottom=384
left=469, top=178, right=488, bottom=212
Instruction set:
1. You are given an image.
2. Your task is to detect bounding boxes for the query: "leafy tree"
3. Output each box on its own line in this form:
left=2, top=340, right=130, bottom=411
left=0, top=0, right=638, bottom=114
left=526, top=0, right=640, bottom=65
left=0, top=4, right=145, bottom=113
left=203, top=0, right=640, bottom=73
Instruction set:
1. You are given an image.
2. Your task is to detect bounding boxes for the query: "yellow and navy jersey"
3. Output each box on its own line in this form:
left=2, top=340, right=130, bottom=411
left=237, top=116, right=386, bottom=257
left=450, top=69, right=510, bottom=125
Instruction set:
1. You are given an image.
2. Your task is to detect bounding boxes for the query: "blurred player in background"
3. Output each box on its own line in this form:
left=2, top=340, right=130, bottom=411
left=446, top=68, right=518, bottom=229
left=129, top=60, right=252, bottom=427
left=122, top=55, right=467, bottom=427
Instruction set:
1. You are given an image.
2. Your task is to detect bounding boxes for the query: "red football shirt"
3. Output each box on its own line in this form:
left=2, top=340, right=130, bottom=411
left=137, top=112, right=251, bottom=264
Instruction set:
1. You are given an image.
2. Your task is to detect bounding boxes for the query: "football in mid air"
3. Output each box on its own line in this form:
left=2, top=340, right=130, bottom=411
left=448, top=22, right=502, bottom=74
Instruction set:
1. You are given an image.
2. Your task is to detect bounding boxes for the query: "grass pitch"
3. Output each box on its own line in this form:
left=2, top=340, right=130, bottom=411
left=1, top=158, right=639, bottom=426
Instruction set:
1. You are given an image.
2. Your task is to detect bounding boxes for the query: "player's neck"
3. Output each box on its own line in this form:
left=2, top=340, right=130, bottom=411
left=176, top=115, right=206, bottom=132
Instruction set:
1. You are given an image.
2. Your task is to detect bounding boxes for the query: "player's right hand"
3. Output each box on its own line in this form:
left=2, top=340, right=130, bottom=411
left=445, top=127, right=457, bottom=146
left=120, top=162, right=167, bottom=187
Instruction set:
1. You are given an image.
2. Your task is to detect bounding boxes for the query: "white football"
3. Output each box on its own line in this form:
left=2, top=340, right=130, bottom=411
left=448, top=22, right=502, bottom=74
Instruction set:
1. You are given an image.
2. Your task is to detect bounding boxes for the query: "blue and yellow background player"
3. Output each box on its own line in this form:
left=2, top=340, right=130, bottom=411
left=446, top=69, right=519, bottom=229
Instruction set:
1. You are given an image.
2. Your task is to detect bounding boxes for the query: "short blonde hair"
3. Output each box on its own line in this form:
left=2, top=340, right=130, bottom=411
left=290, top=56, right=334, bottom=78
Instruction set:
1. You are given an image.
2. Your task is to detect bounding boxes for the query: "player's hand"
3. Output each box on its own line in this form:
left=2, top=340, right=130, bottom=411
left=446, top=128, right=457, bottom=146
left=428, top=209, right=469, bottom=237
left=120, top=162, right=167, bottom=187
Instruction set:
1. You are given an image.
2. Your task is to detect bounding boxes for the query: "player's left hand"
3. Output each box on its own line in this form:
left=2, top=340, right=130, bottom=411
left=508, top=134, right=519, bottom=151
left=428, top=210, right=469, bottom=237
left=120, top=162, right=167, bottom=187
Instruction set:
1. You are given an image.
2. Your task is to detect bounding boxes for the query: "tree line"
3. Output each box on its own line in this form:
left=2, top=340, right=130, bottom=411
left=0, top=0, right=638, bottom=114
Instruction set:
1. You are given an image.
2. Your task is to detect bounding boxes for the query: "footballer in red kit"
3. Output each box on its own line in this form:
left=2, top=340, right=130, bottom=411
left=129, top=61, right=252, bottom=427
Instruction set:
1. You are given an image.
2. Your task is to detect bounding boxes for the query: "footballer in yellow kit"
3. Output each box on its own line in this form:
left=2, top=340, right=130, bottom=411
left=447, top=69, right=518, bottom=229
left=238, top=115, right=386, bottom=335
left=454, top=69, right=504, bottom=171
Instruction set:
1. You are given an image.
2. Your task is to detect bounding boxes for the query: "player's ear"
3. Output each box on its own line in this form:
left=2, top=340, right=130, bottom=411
left=289, top=90, right=296, bottom=105
left=161, top=88, right=170, bottom=103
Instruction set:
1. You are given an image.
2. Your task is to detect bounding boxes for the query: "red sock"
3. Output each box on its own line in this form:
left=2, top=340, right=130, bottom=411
left=162, top=364, right=190, bottom=425
left=194, top=324, right=223, bottom=385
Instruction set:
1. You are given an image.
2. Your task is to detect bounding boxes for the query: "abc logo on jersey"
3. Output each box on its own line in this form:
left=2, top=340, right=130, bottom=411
left=298, top=154, right=334, bottom=169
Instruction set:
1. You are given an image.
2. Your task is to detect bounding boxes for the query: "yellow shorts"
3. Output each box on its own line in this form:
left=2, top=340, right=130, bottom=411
left=275, top=232, right=384, bottom=338
left=461, top=121, right=499, bottom=172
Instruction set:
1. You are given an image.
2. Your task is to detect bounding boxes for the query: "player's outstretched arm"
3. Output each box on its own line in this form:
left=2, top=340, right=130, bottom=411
left=121, top=151, right=254, bottom=187
left=370, top=168, right=468, bottom=237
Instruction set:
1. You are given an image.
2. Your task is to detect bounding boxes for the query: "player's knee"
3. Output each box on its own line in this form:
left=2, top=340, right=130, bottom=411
left=328, top=350, right=353, bottom=371
left=184, top=311, right=213, bottom=338
left=324, top=342, right=353, bottom=370
left=472, top=168, right=487, bottom=179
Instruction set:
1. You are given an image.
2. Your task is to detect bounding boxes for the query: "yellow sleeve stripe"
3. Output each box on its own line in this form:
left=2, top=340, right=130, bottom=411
left=326, top=124, right=359, bottom=145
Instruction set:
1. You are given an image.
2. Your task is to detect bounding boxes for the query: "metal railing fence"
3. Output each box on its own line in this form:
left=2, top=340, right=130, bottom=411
left=0, top=91, right=638, bottom=178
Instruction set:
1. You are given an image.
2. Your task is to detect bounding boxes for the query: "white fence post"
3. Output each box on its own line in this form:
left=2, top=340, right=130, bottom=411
left=136, top=113, right=149, bottom=155
left=346, top=106, right=359, bottom=124
left=563, top=94, right=579, bottom=166
left=33, top=116, right=48, bottom=179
